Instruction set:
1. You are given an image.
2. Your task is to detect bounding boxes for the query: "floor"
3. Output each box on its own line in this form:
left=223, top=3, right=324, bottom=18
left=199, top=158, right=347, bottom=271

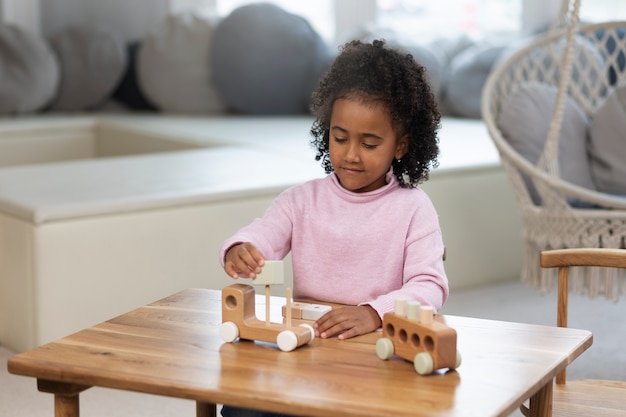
left=2, top=279, right=624, bottom=417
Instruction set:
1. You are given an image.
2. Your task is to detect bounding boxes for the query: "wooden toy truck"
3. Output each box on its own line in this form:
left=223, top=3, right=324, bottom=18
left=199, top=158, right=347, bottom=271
left=376, top=299, right=461, bottom=375
left=219, top=283, right=315, bottom=352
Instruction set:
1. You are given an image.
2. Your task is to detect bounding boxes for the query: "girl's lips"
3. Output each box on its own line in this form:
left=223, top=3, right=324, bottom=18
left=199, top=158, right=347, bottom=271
left=340, top=166, right=362, bottom=174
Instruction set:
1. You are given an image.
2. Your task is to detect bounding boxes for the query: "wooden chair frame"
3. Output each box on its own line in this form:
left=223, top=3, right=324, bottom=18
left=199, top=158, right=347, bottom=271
left=519, top=248, right=626, bottom=416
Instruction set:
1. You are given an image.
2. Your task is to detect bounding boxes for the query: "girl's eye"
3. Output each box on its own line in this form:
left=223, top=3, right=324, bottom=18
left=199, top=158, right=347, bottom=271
left=333, top=136, right=347, bottom=143
left=362, top=143, right=377, bottom=150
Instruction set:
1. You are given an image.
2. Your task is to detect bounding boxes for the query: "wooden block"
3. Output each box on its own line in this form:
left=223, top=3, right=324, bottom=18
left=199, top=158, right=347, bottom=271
left=301, top=304, right=332, bottom=321
left=285, top=288, right=292, bottom=328
left=282, top=302, right=308, bottom=319
left=282, top=302, right=332, bottom=321
left=253, top=260, right=284, bottom=285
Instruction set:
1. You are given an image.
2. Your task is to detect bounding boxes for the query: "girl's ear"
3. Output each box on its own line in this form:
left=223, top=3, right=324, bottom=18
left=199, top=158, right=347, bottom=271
left=395, top=134, right=409, bottom=160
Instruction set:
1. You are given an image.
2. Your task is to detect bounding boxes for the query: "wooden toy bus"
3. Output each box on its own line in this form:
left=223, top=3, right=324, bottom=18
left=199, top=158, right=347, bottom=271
left=376, top=299, right=461, bottom=375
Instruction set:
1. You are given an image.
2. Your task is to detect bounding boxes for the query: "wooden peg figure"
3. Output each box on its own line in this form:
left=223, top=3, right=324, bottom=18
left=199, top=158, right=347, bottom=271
left=285, top=287, right=292, bottom=328
left=253, top=260, right=285, bottom=326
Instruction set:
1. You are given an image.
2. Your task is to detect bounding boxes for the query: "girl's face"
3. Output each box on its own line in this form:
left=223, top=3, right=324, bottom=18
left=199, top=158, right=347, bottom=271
left=329, top=98, right=408, bottom=193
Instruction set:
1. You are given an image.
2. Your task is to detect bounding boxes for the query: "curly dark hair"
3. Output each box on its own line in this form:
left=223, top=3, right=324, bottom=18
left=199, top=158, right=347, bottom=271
left=310, top=39, right=440, bottom=187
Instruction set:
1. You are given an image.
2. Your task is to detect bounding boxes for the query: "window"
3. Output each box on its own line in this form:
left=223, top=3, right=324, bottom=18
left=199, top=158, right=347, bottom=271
left=376, top=0, right=522, bottom=42
left=374, top=0, right=626, bottom=44
left=580, top=0, right=626, bottom=23
left=182, top=0, right=626, bottom=46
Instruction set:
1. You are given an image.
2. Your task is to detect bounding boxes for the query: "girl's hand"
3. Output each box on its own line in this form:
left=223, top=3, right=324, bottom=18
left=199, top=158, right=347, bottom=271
left=313, top=305, right=382, bottom=340
left=224, top=243, right=265, bottom=279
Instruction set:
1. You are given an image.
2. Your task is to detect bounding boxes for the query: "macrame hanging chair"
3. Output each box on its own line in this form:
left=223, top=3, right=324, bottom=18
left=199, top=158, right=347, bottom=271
left=482, top=0, right=626, bottom=300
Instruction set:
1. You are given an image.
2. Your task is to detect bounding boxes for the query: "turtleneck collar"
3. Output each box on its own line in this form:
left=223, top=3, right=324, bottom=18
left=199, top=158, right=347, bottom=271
left=329, top=168, right=398, bottom=202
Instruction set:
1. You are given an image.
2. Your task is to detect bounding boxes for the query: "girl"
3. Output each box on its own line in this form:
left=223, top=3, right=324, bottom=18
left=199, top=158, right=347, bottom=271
left=220, top=38, right=447, bottom=344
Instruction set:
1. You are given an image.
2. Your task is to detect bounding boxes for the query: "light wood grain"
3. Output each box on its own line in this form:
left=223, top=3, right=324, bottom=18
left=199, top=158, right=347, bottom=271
left=540, top=248, right=626, bottom=269
left=8, top=288, right=592, bottom=417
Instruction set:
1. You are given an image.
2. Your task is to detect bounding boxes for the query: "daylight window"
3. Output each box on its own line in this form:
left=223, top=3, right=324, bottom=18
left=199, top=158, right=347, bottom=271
left=175, top=0, right=626, bottom=46
left=376, top=0, right=521, bottom=42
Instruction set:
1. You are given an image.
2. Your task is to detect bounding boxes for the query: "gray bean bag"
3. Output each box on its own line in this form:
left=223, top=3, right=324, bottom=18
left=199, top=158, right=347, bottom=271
left=401, top=43, right=446, bottom=103
left=0, top=24, right=60, bottom=114
left=48, top=25, right=127, bottom=111
left=211, top=3, right=333, bottom=114
left=443, top=42, right=507, bottom=118
left=138, top=12, right=226, bottom=114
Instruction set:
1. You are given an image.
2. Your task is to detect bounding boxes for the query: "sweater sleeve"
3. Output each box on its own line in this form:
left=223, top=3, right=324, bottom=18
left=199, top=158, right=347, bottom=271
left=362, top=203, right=449, bottom=317
left=219, top=189, right=294, bottom=266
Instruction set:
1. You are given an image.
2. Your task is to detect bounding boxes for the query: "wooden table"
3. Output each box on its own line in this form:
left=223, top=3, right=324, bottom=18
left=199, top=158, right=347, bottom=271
left=7, top=288, right=592, bottom=417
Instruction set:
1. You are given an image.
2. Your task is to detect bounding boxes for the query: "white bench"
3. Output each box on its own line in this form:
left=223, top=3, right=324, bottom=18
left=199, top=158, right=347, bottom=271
left=0, top=115, right=522, bottom=352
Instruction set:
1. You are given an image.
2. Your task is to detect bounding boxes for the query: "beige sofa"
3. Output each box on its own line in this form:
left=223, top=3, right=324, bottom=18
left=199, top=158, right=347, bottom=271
left=0, top=114, right=522, bottom=352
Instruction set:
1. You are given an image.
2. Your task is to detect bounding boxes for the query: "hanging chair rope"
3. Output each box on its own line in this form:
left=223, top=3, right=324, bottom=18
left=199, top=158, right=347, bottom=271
left=538, top=0, right=581, bottom=178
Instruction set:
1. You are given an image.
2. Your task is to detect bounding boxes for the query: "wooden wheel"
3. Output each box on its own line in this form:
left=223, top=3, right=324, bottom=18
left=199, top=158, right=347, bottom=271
left=453, top=350, right=462, bottom=369
left=376, top=337, right=394, bottom=360
left=219, top=322, right=239, bottom=343
left=414, top=352, right=434, bottom=375
left=277, top=330, right=298, bottom=352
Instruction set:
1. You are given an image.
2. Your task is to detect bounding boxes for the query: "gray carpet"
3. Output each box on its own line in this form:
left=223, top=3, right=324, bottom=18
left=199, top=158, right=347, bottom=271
left=2, top=280, right=624, bottom=417
left=440, top=279, right=626, bottom=382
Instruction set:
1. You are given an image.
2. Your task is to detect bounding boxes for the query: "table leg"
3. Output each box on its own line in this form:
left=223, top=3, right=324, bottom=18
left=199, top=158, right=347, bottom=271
left=53, top=394, right=79, bottom=417
left=528, top=380, right=553, bottom=417
left=196, top=401, right=217, bottom=417
left=37, top=379, right=90, bottom=417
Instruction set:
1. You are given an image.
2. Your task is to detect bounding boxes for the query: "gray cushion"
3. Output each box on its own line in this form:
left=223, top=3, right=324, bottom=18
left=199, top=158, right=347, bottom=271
left=588, top=85, right=626, bottom=194
left=0, top=24, right=60, bottom=114
left=211, top=3, right=333, bottom=114
left=444, top=43, right=507, bottom=118
left=428, top=35, right=476, bottom=115
left=429, top=34, right=476, bottom=66
left=498, top=82, right=595, bottom=204
left=138, top=12, right=226, bottom=114
left=49, top=25, right=127, bottom=111
left=402, top=44, right=445, bottom=102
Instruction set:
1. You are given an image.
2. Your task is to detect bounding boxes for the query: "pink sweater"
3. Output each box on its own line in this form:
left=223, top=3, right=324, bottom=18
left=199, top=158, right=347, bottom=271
left=219, top=170, right=448, bottom=318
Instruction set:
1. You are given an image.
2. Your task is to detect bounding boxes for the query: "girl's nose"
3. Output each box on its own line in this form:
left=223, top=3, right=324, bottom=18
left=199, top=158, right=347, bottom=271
left=344, top=142, right=360, bottom=162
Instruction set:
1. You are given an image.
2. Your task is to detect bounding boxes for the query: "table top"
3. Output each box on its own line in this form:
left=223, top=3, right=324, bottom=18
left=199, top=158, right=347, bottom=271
left=7, top=288, right=592, bottom=417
